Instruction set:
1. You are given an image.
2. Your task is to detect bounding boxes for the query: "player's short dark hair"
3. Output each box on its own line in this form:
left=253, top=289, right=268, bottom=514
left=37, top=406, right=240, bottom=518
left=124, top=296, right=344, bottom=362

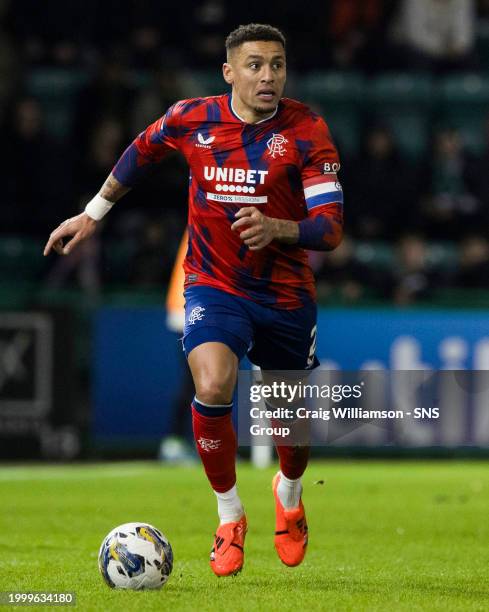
left=225, top=24, right=286, bottom=55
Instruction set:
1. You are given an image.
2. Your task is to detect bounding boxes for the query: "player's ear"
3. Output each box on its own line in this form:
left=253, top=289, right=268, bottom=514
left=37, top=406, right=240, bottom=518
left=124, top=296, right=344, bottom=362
left=223, top=63, right=233, bottom=85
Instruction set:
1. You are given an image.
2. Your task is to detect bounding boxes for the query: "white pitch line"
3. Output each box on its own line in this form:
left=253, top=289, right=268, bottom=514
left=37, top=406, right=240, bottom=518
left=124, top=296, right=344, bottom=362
left=0, top=463, right=159, bottom=482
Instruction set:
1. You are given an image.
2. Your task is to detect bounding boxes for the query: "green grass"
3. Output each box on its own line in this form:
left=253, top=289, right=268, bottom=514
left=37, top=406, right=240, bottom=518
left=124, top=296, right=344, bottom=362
left=0, top=460, right=488, bottom=611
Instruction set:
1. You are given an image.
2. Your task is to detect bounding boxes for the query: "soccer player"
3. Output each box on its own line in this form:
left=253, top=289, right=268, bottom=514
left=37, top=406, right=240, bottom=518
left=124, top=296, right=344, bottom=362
left=43, top=23, right=343, bottom=577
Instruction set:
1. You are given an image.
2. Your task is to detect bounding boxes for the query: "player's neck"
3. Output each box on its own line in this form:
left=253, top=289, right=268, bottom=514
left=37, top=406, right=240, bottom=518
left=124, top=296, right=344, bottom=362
left=230, top=94, right=278, bottom=125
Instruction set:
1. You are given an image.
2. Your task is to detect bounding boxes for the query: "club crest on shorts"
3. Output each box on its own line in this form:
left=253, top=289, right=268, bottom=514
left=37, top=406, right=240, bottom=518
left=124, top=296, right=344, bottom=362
left=188, top=306, right=206, bottom=325
left=267, top=133, right=288, bottom=158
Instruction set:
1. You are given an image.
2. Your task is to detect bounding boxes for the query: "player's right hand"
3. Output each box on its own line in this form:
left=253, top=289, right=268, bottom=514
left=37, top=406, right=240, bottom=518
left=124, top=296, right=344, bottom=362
left=43, top=212, right=98, bottom=256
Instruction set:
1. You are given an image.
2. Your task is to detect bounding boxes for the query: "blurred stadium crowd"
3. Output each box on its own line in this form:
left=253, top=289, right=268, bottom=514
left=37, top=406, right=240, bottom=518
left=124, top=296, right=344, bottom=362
left=2, top=0, right=489, bottom=307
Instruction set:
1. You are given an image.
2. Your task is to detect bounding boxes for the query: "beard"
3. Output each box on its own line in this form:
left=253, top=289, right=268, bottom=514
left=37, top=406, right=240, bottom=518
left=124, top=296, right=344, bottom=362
left=252, top=104, right=277, bottom=115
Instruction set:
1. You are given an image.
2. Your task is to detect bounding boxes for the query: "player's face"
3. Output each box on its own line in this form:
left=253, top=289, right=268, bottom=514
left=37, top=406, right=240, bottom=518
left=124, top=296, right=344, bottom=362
left=223, top=41, right=286, bottom=122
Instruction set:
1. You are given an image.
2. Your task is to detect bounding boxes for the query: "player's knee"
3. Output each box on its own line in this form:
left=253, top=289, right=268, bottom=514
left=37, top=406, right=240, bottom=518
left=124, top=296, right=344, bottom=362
left=189, top=343, right=237, bottom=405
left=196, top=377, right=233, bottom=406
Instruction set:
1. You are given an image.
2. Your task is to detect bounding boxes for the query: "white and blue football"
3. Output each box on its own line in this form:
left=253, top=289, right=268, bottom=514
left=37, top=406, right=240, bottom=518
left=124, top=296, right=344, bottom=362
left=98, top=522, right=173, bottom=590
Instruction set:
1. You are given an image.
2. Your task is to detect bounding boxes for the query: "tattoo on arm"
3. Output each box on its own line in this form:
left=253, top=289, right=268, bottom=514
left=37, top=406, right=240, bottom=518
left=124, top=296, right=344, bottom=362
left=99, top=173, right=131, bottom=202
left=271, top=218, right=300, bottom=244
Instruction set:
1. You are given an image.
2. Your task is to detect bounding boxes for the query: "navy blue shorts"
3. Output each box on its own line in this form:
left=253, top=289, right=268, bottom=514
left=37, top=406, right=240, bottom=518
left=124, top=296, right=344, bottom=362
left=183, top=286, right=319, bottom=370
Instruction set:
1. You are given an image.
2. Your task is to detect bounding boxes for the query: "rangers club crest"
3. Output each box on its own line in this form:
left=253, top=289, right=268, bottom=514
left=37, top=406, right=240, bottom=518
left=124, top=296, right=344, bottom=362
left=197, top=437, right=222, bottom=451
left=188, top=306, right=206, bottom=325
left=267, top=133, right=288, bottom=158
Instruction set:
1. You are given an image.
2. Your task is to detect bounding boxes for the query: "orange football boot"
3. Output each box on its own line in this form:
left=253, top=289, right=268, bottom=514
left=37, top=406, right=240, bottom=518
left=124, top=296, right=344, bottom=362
left=272, top=472, right=308, bottom=566
left=210, top=514, right=247, bottom=576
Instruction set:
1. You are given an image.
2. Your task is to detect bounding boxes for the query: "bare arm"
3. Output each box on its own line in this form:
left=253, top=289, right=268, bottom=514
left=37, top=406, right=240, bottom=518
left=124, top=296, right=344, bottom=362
left=99, top=173, right=131, bottom=202
left=43, top=173, right=131, bottom=256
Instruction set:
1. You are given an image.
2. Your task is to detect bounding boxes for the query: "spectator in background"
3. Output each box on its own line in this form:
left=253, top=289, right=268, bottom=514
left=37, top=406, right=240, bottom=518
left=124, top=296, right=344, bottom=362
left=183, top=0, right=230, bottom=67
left=390, top=234, right=440, bottom=304
left=455, top=234, right=489, bottom=288
left=478, top=0, right=489, bottom=37
left=347, top=124, right=416, bottom=240
left=50, top=39, right=81, bottom=68
left=1, top=97, right=74, bottom=235
left=44, top=223, right=101, bottom=297
left=130, top=58, right=186, bottom=133
left=130, top=62, right=189, bottom=241
left=390, top=0, right=476, bottom=72
left=420, top=127, right=481, bottom=239
left=72, top=52, right=135, bottom=161
left=129, top=218, right=175, bottom=288
left=130, top=25, right=162, bottom=70
left=465, top=115, right=489, bottom=218
left=4, top=0, right=88, bottom=66
left=328, top=0, right=399, bottom=72
left=313, top=235, right=380, bottom=304
left=0, top=2, right=19, bottom=124
left=77, top=117, right=126, bottom=201
left=44, top=118, right=124, bottom=294
left=44, top=117, right=126, bottom=293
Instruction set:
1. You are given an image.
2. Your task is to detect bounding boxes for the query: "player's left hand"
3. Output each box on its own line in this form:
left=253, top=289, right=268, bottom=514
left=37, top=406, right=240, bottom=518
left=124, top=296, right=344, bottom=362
left=231, top=207, right=276, bottom=251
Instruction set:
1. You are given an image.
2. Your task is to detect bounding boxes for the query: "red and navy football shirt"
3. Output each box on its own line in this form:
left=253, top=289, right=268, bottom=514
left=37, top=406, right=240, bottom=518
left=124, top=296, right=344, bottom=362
left=113, top=94, right=343, bottom=309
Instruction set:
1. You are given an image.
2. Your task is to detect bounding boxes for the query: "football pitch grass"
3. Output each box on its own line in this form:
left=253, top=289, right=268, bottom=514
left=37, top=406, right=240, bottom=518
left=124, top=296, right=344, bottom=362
left=0, top=460, right=488, bottom=611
